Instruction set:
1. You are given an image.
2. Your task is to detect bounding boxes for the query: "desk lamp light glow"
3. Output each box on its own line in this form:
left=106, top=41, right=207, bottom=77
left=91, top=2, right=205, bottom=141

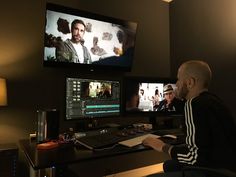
left=0, top=78, right=7, bottom=106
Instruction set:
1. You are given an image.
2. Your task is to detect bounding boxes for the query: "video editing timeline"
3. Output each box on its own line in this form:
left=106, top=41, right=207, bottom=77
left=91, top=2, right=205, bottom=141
left=66, top=78, right=120, bottom=120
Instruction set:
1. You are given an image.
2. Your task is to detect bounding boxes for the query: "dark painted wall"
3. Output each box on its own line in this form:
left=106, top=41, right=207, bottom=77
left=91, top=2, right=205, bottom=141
left=0, top=0, right=170, bottom=143
left=0, top=0, right=170, bottom=176
left=2, top=0, right=236, bottom=176
left=170, top=0, right=236, bottom=120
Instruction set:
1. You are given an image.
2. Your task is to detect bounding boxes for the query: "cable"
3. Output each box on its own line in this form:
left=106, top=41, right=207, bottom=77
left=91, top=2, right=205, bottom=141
left=93, top=143, right=120, bottom=151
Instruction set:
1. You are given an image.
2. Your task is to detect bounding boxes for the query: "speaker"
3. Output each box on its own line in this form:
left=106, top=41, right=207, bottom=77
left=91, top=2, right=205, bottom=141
left=37, top=109, right=60, bottom=143
left=0, top=143, right=18, bottom=177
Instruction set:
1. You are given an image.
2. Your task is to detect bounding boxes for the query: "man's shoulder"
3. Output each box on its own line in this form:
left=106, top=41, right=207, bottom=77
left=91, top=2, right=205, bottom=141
left=64, top=39, right=72, bottom=45
left=58, top=39, right=70, bottom=47
left=193, top=91, right=220, bottom=105
left=159, top=99, right=166, bottom=105
left=173, top=97, right=184, bottom=103
left=191, top=91, right=229, bottom=114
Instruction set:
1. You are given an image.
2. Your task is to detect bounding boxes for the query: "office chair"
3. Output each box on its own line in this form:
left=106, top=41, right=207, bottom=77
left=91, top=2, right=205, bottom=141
left=147, top=166, right=236, bottom=177
left=182, top=166, right=236, bottom=177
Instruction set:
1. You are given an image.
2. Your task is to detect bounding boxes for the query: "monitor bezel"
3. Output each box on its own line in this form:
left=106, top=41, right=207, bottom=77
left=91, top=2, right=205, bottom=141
left=44, top=3, right=138, bottom=72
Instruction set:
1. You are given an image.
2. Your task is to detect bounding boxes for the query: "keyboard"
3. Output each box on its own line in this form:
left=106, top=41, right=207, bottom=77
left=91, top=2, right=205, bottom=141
left=76, top=128, right=154, bottom=150
left=76, top=127, right=185, bottom=150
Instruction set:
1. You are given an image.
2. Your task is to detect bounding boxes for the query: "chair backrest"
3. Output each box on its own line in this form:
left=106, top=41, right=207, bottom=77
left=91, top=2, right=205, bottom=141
left=182, top=166, right=236, bottom=177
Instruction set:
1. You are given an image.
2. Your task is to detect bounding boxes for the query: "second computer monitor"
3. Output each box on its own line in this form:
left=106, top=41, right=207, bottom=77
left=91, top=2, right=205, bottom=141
left=124, top=77, right=185, bottom=115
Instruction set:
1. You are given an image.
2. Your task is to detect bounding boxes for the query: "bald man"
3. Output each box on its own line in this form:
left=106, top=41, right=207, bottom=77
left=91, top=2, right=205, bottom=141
left=143, top=60, right=236, bottom=177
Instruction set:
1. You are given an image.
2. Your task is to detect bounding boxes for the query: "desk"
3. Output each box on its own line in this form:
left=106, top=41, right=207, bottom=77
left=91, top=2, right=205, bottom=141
left=19, top=139, right=170, bottom=177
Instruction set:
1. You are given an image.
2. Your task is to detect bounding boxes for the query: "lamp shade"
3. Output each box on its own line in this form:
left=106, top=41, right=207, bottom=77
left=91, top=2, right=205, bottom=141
left=162, top=0, right=173, bottom=2
left=0, top=78, right=7, bottom=106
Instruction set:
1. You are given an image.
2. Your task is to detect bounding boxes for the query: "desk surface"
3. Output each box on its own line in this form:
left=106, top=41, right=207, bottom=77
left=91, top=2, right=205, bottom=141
left=19, top=128, right=184, bottom=171
left=19, top=139, right=167, bottom=170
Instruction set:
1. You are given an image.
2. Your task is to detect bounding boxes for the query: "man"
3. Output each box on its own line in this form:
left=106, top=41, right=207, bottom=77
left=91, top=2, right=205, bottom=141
left=143, top=60, right=236, bottom=176
left=56, top=19, right=92, bottom=64
left=126, top=81, right=141, bottom=112
left=92, top=27, right=135, bottom=67
left=156, top=84, right=184, bottom=113
left=139, top=89, right=146, bottom=101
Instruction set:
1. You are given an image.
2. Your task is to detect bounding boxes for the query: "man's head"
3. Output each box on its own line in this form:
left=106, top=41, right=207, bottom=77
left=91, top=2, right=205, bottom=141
left=71, top=19, right=86, bottom=44
left=163, top=84, right=175, bottom=103
left=122, top=29, right=135, bottom=53
left=118, top=23, right=136, bottom=54
left=140, top=89, right=144, bottom=96
left=126, top=82, right=140, bottom=110
left=176, top=60, right=212, bottom=100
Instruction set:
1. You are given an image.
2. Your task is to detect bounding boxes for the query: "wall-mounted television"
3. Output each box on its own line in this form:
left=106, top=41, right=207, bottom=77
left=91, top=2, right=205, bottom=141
left=44, top=3, right=138, bottom=71
left=123, top=77, right=185, bottom=117
left=65, top=77, right=121, bottom=120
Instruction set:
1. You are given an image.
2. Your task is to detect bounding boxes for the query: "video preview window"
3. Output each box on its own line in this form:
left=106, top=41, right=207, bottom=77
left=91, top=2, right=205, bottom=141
left=44, top=4, right=137, bottom=67
left=125, top=80, right=184, bottom=114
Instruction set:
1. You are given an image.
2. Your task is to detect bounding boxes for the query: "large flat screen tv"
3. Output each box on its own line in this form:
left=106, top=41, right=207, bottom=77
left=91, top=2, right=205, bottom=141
left=66, top=77, right=121, bottom=120
left=44, top=3, right=138, bottom=71
left=123, top=77, right=185, bottom=117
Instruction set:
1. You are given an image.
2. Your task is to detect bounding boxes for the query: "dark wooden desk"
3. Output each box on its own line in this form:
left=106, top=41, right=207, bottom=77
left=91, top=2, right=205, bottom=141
left=19, top=139, right=170, bottom=177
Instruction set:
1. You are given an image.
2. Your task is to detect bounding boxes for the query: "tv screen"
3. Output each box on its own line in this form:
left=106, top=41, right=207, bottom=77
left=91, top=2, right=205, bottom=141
left=44, top=3, right=138, bottom=71
left=124, top=77, right=185, bottom=116
left=66, top=77, right=121, bottom=120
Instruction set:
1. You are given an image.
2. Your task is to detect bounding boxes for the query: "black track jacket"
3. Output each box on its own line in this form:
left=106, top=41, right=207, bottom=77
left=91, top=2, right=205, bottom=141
left=170, top=91, right=236, bottom=171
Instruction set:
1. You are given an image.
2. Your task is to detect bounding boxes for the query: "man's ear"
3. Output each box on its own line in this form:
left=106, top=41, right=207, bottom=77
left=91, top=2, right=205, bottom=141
left=186, top=77, right=196, bottom=89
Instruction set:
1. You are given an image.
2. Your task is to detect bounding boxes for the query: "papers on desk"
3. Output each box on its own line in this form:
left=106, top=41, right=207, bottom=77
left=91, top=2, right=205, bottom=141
left=118, top=134, right=160, bottom=147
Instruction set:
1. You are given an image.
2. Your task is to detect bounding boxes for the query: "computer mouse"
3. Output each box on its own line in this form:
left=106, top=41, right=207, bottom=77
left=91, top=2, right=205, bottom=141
left=162, top=134, right=177, bottom=139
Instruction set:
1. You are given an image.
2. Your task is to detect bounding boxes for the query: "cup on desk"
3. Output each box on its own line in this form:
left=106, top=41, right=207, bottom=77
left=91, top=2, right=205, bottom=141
left=36, top=109, right=59, bottom=143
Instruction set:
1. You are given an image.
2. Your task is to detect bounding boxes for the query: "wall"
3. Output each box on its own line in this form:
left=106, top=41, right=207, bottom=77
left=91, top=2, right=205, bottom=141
left=0, top=0, right=170, bottom=176
left=170, top=0, right=236, bottom=120
left=77, top=0, right=171, bottom=77
left=0, top=0, right=170, bottom=143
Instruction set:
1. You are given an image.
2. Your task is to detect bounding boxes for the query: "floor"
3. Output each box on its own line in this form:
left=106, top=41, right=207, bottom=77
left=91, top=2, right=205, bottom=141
left=105, top=163, right=164, bottom=177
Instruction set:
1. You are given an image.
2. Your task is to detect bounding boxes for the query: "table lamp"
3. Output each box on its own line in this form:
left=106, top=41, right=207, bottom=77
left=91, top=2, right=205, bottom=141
left=0, top=78, right=7, bottom=106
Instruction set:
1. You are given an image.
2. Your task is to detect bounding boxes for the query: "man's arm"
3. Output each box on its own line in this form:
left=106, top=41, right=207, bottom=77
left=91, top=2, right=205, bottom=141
left=142, top=133, right=197, bottom=165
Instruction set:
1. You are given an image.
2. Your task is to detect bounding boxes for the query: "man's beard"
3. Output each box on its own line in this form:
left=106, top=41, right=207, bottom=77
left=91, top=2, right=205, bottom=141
left=136, top=96, right=140, bottom=108
left=72, top=35, right=82, bottom=43
left=177, top=83, right=188, bottom=100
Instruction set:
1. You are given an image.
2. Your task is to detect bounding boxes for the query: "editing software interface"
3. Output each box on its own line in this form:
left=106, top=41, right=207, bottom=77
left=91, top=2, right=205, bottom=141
left=66, top=78, right=120, bottom=120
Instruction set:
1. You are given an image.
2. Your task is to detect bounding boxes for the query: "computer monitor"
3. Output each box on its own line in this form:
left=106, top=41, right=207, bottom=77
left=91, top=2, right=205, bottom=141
left=44, top=3, right=138, bottom=71
left=66, top=77, right=121, bottom=120
left=123, top=77, right=185, bottom=116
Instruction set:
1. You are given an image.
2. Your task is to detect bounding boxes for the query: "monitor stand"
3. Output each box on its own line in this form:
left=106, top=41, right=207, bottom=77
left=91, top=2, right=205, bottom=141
left=75, top=119, right=98, bottom=131
left=149, top=116, right=158, bottom=130
left=87, top=119, right=98, bottom=129
left=149, top=114, right=185, bottom=131
left=76, top=118, right=120, bottom=132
